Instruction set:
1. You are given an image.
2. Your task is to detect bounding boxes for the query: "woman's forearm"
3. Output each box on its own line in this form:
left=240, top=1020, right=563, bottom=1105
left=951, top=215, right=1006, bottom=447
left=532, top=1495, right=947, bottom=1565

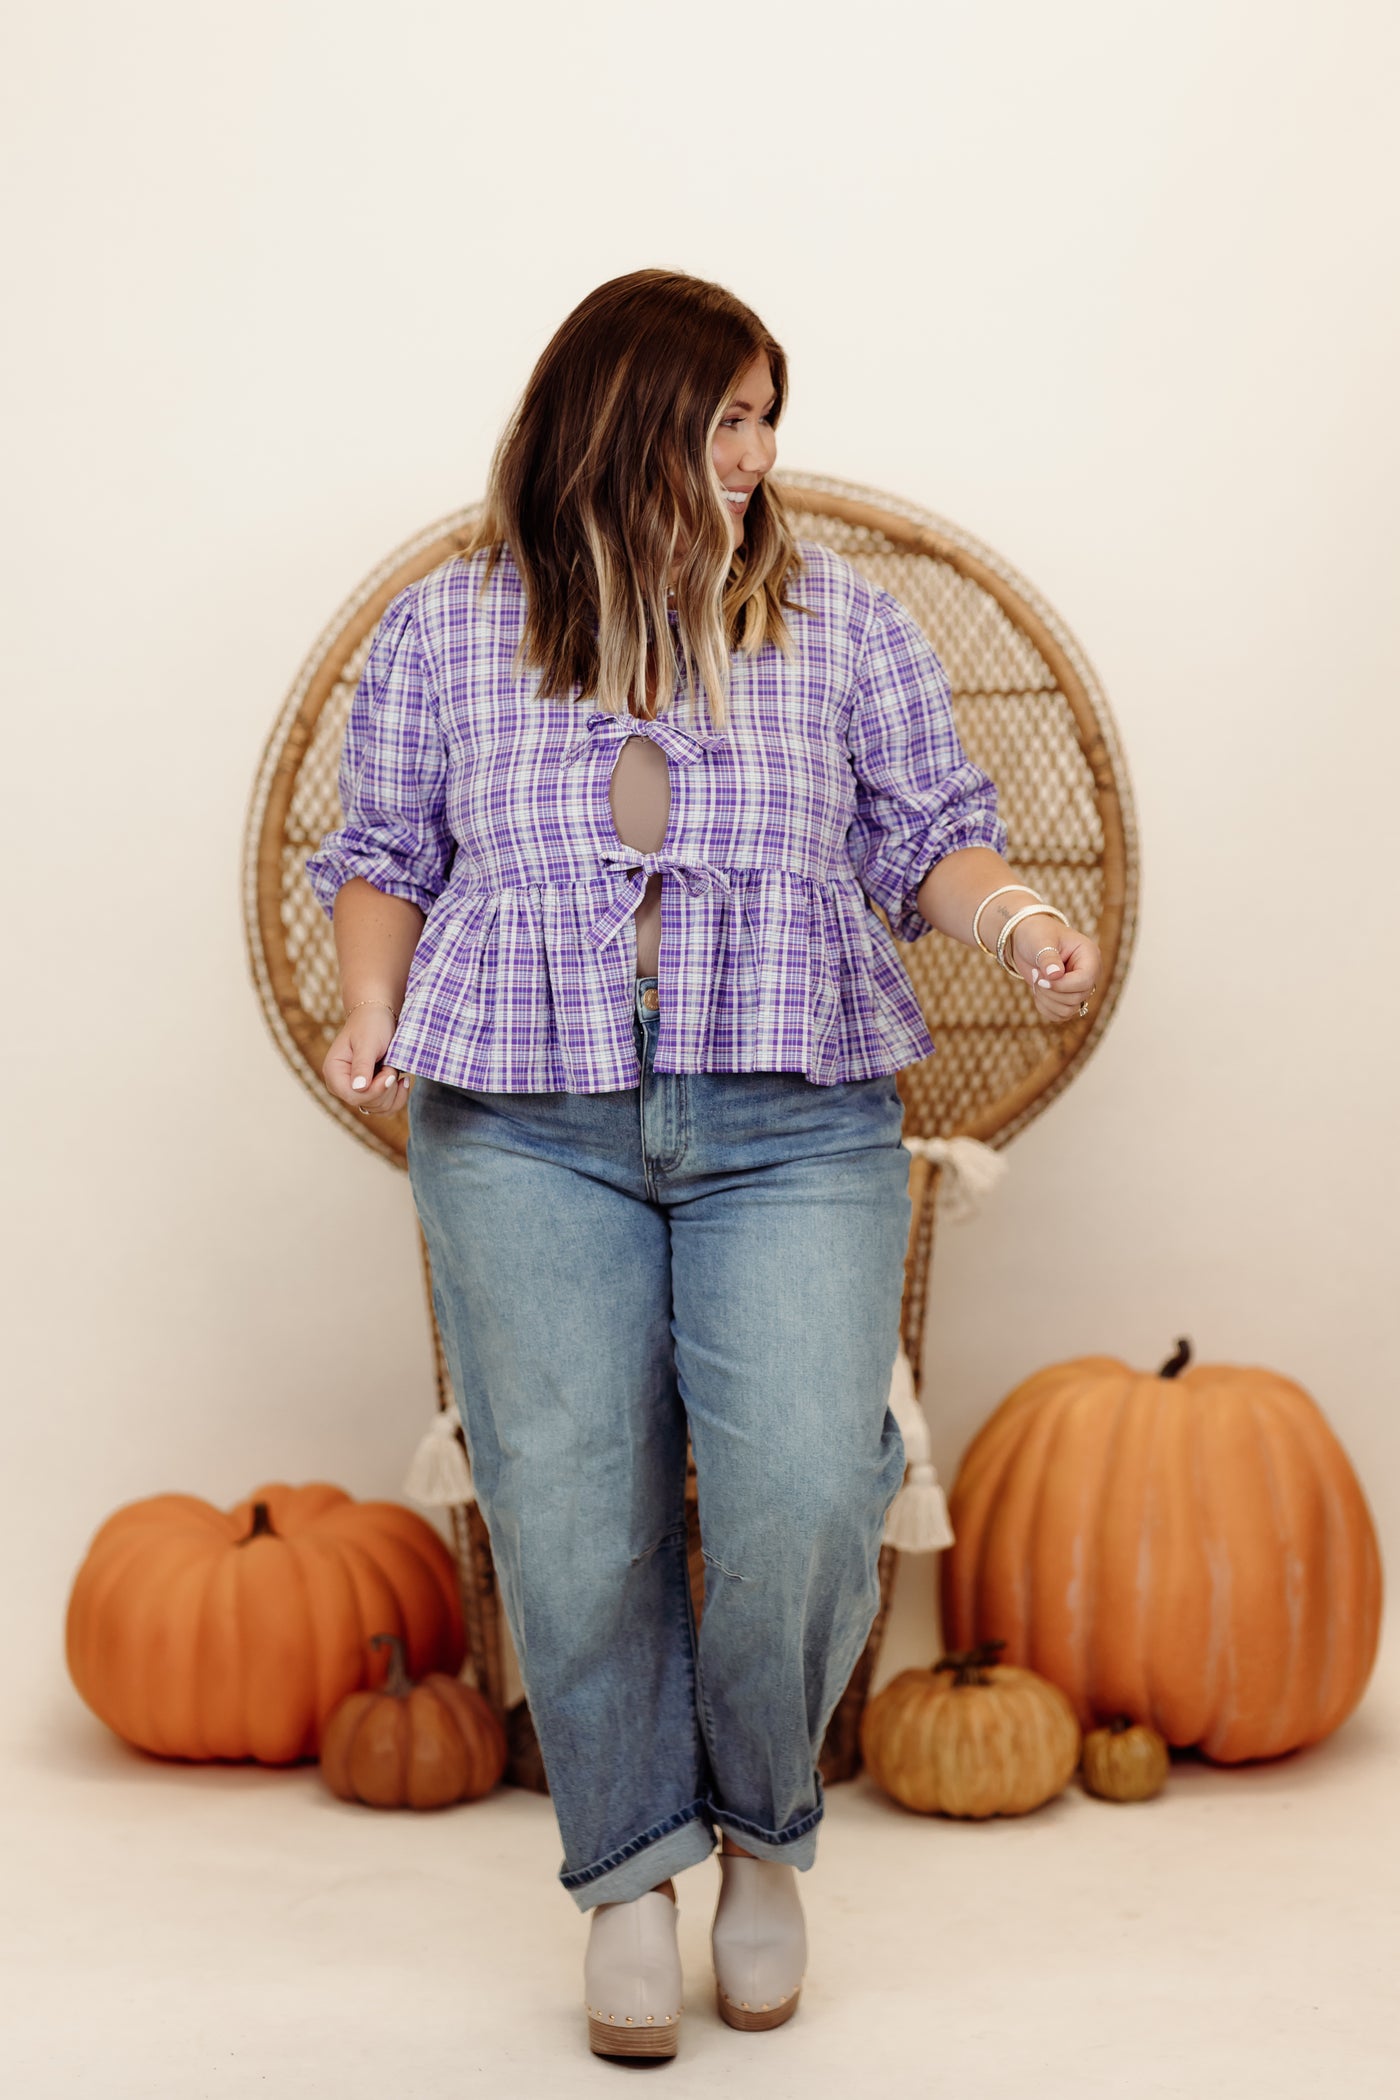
left=332, top=878, right=426, bottom=1015
left=913, top=846, right=1053, bottom=955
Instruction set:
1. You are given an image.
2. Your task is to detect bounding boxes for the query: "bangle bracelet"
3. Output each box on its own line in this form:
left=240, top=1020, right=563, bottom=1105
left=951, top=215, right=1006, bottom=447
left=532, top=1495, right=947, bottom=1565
left=972, top=883, right=1044, bottom=957
left=344, top=999, right=399, bottom=1023
left=996, top=903, right=1068, bottom=981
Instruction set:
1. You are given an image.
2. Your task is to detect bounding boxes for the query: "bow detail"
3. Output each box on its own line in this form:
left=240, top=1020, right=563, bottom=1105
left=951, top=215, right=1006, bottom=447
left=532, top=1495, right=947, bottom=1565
left=563, top=707, right=722, bottom=770
left=587, top=845, right=737, bottom=950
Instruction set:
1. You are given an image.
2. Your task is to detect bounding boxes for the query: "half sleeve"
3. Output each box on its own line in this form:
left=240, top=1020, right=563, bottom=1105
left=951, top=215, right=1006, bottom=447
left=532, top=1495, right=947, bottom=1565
left=843, top=590, right=1008, bottom=944
left=303, top=584, right=453, bottom=922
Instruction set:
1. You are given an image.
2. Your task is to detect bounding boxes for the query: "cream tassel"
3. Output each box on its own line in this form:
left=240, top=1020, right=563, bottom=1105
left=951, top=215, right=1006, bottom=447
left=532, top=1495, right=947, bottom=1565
left=901, top=1131, right=1009, bottom=1220
left=882, top=1342, right=954, bottom=1551
left=880, top=1133, right=1008, bottom=1552
left=403, top=1402, right=476, bottom=1508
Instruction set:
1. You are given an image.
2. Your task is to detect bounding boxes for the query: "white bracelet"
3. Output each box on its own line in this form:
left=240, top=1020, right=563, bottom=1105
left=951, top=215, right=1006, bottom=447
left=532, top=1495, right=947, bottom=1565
left=971, top=883, right=1044, bottom=957
left=996, top=903, right=1068, bottom=981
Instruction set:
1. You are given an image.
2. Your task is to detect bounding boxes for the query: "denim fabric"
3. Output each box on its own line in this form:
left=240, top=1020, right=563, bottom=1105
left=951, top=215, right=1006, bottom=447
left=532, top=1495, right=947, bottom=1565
left=406, top=975, right=912, bottom=1911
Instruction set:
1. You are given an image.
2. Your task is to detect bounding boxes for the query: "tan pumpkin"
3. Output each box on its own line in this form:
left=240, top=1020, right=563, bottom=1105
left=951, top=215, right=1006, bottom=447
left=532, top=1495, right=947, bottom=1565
left=860, top=1640, right=1081, bottom=1816
left=1081, top=1717, right=1170, bottom=1801
left=320, top=1634, right=507, bottom=1808
left=65, top=1483, right=466, bottom=1763
left=940, top=1339, right=1384, bottom=1764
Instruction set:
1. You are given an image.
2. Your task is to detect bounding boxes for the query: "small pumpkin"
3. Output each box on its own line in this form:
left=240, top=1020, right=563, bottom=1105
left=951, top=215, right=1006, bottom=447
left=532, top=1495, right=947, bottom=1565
left=65, top=1483, right=466, bottom=1763
left=320, top=1634, right=507, bottom=1809
left=860, top=1639, right=1081, bottom=1817
left=1081, top=1716, right=1170, bottom=1801
left=940, top=1338, right=1384, bottom=1763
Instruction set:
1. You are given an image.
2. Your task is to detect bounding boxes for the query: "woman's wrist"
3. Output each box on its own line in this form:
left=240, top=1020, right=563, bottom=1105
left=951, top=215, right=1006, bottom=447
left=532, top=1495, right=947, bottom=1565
left=998, top=907, right=1067, bottom=979
left=970, top=881, right=1043, bottom=956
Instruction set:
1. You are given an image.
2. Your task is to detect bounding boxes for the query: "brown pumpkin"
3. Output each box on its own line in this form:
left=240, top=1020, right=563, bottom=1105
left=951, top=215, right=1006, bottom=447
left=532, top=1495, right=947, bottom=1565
left=1081, top=1717, right=1170, bottom=1801
left=859, top=1640, right=1081, bottom=1817
left=940, top=1339, right=1384, bottom=1764
left=320, top=1634, right=507, bottom=1808
left=65, top=1483, right=466, bottom=1764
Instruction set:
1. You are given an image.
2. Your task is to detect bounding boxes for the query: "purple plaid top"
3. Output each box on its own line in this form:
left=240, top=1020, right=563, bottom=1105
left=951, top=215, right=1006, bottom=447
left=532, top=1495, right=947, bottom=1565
left=304, top=539, right=1007, bottom=1092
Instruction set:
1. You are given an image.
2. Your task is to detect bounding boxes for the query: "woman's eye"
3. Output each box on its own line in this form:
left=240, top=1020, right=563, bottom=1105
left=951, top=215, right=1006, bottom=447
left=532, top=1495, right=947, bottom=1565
left=721, top=414, right=776, bottom=428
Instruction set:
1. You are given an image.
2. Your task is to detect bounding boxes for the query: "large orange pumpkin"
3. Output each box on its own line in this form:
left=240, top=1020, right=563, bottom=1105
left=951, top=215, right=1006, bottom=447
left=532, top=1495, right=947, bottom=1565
left=65, top=1483, right=466, bottom=1764
left=939, top=1339, right=1384, bottom=1764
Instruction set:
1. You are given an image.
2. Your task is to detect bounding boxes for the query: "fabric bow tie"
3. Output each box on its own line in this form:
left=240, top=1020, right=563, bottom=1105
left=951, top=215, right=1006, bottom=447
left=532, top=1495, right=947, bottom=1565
left=586, top=846, right=742, bottom=951
left=562, top=706, right=723, bottom=770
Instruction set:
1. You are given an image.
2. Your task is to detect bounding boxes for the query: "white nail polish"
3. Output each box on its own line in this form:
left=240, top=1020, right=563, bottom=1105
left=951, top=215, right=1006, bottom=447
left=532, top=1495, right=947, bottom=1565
left=352, top=1077, right=367, bottom=1091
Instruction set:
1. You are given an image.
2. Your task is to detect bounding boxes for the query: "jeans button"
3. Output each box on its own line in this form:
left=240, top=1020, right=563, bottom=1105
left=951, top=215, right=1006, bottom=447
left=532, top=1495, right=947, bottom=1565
left=642, top=987, right=660, bottom=1011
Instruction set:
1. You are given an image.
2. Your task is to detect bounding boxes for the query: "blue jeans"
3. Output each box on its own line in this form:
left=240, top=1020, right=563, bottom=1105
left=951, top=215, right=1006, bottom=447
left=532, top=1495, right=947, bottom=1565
left=406, top=975, right=911, bottom=1912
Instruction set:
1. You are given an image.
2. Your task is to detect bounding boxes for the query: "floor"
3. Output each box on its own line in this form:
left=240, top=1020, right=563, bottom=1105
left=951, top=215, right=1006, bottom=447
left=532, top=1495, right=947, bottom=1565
left=5, top=1621, right=1397, bottom=2100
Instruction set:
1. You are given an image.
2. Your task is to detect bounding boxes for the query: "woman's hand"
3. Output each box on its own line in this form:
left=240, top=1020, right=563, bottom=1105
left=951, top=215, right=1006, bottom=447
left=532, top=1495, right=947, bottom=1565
left=323, top=1007, right=415, bottom=1115
left=1008, top=913, right=1102, bottom=1023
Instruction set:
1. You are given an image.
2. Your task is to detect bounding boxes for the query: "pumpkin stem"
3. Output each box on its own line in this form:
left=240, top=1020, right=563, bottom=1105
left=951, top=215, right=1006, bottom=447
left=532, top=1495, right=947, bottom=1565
left=933, top=1637, right=1005, bottom=1687
left=1158, top=1337, right=1192, bottom=1379
left=238, top=1500, right=275, bottom=1544
left=370, top=1631, right=414, bottom=1697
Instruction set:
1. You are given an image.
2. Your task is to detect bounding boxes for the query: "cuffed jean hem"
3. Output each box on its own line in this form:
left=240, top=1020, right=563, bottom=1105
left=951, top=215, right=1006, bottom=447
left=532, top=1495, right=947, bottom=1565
left=561, top=1801, right=719, bottom=1913
left=560, top=1777, right=828, bottom=1912
left=707, top=1769, right=826, bottom=1872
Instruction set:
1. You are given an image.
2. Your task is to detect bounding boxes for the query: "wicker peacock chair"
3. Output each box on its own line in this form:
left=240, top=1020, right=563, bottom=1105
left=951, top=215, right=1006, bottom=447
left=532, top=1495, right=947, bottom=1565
left=244, top=472, right=1139, bottom=1790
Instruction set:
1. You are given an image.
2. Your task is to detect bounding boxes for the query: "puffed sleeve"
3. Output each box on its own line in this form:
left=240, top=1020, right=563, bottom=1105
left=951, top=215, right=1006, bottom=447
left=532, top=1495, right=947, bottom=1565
left=843, top=589, right=1008, bottom=943
left=303, top=583, right=453, bottom=922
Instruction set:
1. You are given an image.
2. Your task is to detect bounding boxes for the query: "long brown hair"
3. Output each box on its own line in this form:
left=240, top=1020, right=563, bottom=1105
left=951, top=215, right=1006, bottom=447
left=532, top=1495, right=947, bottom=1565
left=459, top=268, right=809, bottom=730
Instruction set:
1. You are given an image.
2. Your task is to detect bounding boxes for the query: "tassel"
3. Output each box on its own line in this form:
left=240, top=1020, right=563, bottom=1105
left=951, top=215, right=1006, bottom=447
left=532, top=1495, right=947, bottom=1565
left=882, top=1342, right=956, bottom=1553
left=878, top=1134, right=1006, bottom=1547
left=901, top=1132, right=1008, bottom=1222
left=403, top=1404, right=476, bottom=1508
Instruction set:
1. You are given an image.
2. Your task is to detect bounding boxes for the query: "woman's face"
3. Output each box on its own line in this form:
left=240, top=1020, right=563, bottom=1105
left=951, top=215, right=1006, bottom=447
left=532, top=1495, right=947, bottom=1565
left=670, top=348, right=778, bottom=582
left=712, top=348, right=779, bottom=550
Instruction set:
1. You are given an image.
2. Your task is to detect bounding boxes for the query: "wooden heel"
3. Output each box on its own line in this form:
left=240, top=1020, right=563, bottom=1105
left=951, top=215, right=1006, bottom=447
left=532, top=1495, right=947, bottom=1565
left=716, top=1983, right=801, bottom=2030
left=588, top=2010, right=681, bottom=2057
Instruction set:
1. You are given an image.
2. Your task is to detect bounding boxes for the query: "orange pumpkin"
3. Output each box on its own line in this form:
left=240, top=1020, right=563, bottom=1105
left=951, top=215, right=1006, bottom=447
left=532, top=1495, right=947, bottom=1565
left=940, top=1339, right=1384, bottom=1763
left=65, top=1483, right=466, bottom=1764
left=320, top=1633, right=507, bottom=1808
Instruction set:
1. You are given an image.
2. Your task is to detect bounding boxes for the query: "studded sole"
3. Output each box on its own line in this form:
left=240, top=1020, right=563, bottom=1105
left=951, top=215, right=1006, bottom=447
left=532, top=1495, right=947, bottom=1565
left=715, top=1984, right=801, bottom=2031
left=587, top=2011, right=681, bottom=2058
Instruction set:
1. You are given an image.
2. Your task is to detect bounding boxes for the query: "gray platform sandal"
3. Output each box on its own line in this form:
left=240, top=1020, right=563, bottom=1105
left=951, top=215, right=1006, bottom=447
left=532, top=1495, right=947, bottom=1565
left=710, top=1853, right=808, bottom=2030
left=584, top=1889, right=684, bottom=2059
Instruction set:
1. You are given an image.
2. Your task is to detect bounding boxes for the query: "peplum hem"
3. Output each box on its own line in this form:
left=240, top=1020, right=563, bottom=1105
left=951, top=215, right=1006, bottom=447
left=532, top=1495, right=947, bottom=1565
left=381, top=867, right=936, bottom=1094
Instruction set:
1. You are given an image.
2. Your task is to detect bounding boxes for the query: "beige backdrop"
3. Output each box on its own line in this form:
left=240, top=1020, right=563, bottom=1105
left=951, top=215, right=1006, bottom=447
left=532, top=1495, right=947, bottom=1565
left=4, top=0, right=1396, bottom=1750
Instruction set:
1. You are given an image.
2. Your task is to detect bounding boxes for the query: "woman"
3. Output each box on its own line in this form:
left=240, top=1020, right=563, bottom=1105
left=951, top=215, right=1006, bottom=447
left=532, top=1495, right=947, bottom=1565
left=305, top=268, right=1101, bottom=2061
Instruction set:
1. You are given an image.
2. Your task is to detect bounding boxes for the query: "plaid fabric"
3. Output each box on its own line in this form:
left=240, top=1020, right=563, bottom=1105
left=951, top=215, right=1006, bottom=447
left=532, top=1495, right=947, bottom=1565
left=304, top=540, right=1007, bottom=1091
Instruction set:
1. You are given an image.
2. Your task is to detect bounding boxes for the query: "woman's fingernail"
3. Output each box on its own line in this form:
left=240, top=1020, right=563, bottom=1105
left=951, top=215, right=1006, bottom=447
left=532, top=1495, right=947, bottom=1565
left=382, top=1071, right=397, bottom=1087
left=352, top=1077, right=367, bottom=1091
